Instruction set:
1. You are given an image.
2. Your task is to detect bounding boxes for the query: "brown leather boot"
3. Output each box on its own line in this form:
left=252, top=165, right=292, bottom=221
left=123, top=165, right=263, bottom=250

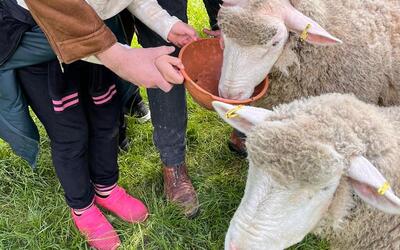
left=163, top=163, right=199, bottom=218
left=228, top=129, right=247, bottom=157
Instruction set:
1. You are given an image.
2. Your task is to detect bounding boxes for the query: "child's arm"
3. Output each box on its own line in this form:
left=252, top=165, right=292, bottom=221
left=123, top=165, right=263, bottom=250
left=127, top=0, right=198, bottom=47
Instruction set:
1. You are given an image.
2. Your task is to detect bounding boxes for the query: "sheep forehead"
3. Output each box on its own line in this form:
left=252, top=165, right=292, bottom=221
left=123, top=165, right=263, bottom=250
left=218, top=7, right=278, bottom=46
left=246, top=123, right=343, bottom=187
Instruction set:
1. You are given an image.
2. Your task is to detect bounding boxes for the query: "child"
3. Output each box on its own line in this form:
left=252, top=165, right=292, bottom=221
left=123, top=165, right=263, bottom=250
left=3, top=0, right=197, bottom=249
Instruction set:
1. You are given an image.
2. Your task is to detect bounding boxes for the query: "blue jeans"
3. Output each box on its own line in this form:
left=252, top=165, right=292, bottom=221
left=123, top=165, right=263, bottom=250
left=0, top=26, right=55, bottom=166
left=135, top=0, right=188, bottom=167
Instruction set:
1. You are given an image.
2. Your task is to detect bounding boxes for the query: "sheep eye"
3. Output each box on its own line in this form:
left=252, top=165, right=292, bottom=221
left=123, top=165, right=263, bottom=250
left=321, top=186, right=330, bottom=191
left=272, top=41, right=279, bottom=47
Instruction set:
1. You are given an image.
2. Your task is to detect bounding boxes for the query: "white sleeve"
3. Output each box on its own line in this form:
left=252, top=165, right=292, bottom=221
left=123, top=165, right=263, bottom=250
left=17, top=0, right=28, bottom=9
left=81, top=55, right=103, bottom=65
left=83, top=44, right=132, bottom=65
left=127, top=0, right=180, bottom=42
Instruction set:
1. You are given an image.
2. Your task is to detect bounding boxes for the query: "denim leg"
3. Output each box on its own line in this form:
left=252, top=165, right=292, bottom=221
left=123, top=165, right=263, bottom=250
left=135, top=0, right=188, bottom=166
left=202, top=0, right=222, bottom=29
left=0, top=26, right=55, bottom=71
left=147, top=85, right=187, bottom=166
left=0, top=26, right=55, bottom=166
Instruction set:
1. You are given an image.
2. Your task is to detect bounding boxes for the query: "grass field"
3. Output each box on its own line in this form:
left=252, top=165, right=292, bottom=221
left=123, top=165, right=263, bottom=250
left=0, top=1, right=329, bottom=249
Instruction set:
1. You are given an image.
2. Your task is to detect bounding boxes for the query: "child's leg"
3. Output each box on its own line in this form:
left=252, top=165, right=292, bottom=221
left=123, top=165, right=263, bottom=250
left=17, top=62, right=94, bottom=210
left=81, top=64, right=120, bottom=189
left=18, top=61, right=121, bottom=249
left=84, top=63, right=148, bottom=222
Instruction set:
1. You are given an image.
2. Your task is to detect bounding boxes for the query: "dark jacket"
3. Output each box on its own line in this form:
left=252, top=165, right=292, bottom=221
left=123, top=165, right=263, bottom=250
left=0, top=0, right=35, bottom=64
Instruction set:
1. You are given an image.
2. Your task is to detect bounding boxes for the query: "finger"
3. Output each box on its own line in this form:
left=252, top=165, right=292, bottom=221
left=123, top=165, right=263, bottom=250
left=203, top=28, right=218, bottom=37
left=186, top=34, right=198, bottom=43
left=176, top=23, right=197, bottom=36
left=167, top=56, right=185, bottom=70
left=174, top=39, right=183, bottom=48
left=168, top=68, right=184, bottom=84
left=186, top=27, right=199, bottom=40
left=153, top=46, right=176, bottom=57
left=178, top=38, right=189, bottom=47
left=158, top=60, right=184, bottom=84
left=156, top=77, right=173, bottom=92
left=166, top=56, right=184, bottom=70
left=220, top=37, right=225, bottom=50
left=175, top=71, right=184, bottom=84
left=185, top=31, right=199, bottom=42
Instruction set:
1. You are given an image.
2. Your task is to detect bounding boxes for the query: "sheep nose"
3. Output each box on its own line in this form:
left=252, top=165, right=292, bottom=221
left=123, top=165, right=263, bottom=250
left=230, top=242, right=238, bottom=250
left=220, top=90, right=245, bottom=100
left=218, top=85, right=244, bottom=100
left=226, top=93, right=243, bottom=100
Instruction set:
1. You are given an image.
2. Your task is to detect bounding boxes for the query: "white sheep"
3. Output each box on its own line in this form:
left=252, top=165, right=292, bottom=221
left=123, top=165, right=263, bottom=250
left=212, top=94, right=400, bottom=250
left=217, top=0, right=400, bottom=107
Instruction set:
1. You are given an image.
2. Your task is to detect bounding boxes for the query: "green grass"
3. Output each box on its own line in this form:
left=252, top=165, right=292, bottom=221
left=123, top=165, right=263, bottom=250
left=0, top=0, right=329, bottom=249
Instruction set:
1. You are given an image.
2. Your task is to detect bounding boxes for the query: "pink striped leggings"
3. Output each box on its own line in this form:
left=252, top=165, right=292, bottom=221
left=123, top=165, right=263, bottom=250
left=18, top=60, right=121, bottom=209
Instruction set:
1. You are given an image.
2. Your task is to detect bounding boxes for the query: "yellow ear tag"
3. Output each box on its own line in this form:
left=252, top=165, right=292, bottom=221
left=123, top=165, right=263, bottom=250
left=300, top=23, right=312, bottom=42
left=225, top=105, right=244, bottom=119
left=377, top=182, right=390, bottom=196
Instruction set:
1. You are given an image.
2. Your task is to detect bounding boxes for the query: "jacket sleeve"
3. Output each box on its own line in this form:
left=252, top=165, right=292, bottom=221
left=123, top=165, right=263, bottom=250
left=127, top=0, right=180, bottom=42
left=24, top=0, right=117, bottom=63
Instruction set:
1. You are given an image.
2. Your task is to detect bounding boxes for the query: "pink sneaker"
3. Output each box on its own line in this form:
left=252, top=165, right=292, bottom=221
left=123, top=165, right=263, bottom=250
left=95, top=186, right=149, bottom=223
left=71, top=205, right=120, bottom=250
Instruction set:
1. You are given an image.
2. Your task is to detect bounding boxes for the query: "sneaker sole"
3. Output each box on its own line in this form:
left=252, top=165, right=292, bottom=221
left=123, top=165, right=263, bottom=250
left=136, top=112, right=151, bottom=124
left=118, top=138, right=130, bottom=153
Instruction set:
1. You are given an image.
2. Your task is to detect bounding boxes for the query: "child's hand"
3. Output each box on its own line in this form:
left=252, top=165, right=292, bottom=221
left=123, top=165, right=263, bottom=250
left=97, top=43, right=176, bottom=92
left=155, top=55, right=185, bottom=84
left=168, top=21, right=198, bottom=47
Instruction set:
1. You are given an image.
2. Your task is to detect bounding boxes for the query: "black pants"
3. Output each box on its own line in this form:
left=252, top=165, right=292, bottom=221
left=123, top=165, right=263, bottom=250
left=18, top=61, right=120, bottom=209
left=135, top=0, right=188, bottom=167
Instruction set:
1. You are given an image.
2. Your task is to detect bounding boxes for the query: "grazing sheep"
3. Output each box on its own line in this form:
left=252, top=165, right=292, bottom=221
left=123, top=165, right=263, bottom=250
left=212, top=94, right=400, bottom=250
left=217, top=0, right=400, bottom=107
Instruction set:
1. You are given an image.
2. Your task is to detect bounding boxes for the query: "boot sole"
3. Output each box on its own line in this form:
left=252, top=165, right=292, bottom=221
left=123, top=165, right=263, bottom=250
left=185, top=205, right=200, bottom=219
left=228, top=141, right=247, bottom=158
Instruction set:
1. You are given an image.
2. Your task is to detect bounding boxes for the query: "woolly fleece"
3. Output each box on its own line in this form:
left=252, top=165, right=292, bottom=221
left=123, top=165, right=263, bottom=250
left=218, top=0, right=400, bottom=107
left=246, top=93, right=400, bottom=249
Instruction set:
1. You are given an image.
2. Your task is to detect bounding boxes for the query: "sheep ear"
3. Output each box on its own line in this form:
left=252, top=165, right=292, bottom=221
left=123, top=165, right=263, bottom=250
left=347, top=156, right=400, bottom=214
left=283, top=5, right=342, bottom=45
left=212, top=101, right=272, bottom=134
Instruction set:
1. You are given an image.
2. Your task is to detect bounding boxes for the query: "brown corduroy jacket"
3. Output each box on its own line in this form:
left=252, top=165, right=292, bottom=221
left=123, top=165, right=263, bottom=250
left=25, top=0, right=117, bottom=64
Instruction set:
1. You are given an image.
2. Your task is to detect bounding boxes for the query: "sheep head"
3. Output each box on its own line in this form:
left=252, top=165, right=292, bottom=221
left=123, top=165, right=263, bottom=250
left=217, top=0, right=342, bottom=100
left=212, top=99, right=400, bottom=250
